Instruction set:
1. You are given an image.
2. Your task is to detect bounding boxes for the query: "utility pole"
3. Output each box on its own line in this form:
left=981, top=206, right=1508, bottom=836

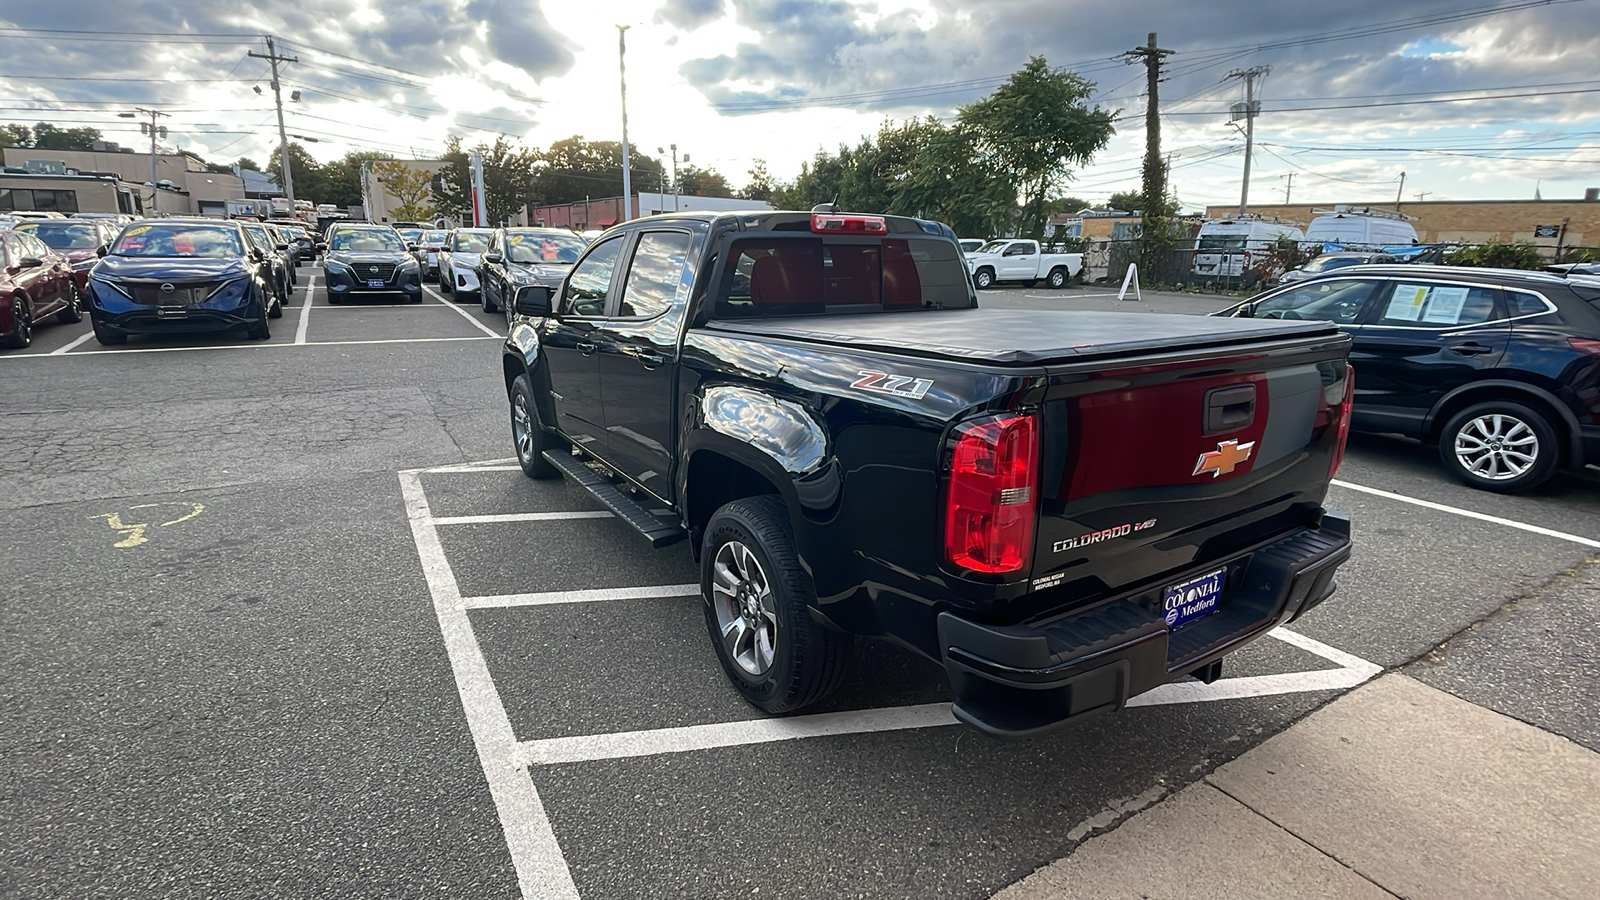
left=1280, top=172, right=1294, bottom=204
left=1394, top=171, right=1406, bottom=211
left=1121, top=34, right=1172, bottom=229
left=118, top=107, right=168, bottom=214
left=1225, top=65, right=1270, bottom=215
left=250, top=36, right=300, bottom=205
left=617, top=25, right=632, bottom=223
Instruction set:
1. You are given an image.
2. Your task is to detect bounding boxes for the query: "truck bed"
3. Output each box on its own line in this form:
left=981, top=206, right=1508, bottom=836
left=704, top=309, right=1337, bottom=366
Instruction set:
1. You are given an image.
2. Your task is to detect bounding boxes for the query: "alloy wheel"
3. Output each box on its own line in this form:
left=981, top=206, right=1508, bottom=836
left=710, top=540, right=779, bottom=676
left=1454, top=413, right=1538, bottom=481
left=512, top=394, right=534, bottom=463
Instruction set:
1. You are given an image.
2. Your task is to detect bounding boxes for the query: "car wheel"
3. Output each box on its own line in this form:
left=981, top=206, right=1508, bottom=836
left=482, top=286, right=499, bottom=313
left=1439, top=401, right=1559, bottom=493
left=92, top=318, right=126, bottom=346
left=701, top=495, right=853, bottom=714
left=973, top=268, right=995, bottom=290
left=3, top=295, right=32, bottom=349
left=1047, top=267, right=1068, bottom=289
left=267, top=289, right=284, bottom=319
left=510, top=374, right=560, bottom=479
left=441, top=277, right=453, bottom=294
left=245, top=288, right=272, bottom=340
left=57, top=281, right=85, bottom=324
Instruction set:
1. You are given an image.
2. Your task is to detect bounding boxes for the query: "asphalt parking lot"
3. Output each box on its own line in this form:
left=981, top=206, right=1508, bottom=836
left=3, top=278, right=1597, bottom=898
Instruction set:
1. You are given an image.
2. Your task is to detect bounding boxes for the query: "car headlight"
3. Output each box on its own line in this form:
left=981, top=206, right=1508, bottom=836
left=205, top=277, right=250, bottom=304
left=73, top=258, right=97, bottom=271
left=90, top=275, right=132, bottom=299
left=326, top=259, right=353, bottom=274
left=400, top=259, right=420, bottom=271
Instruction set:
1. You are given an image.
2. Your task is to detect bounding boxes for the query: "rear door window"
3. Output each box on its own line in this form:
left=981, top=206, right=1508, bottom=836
left=617, top=231, right=692, bottom=319
left=1371, top=282, right=1503, bottom=327
left=715, top=236, right=971, bottom=317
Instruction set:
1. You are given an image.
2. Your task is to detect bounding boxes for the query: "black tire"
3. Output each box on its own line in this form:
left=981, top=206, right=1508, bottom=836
left=973, top=268, right=995, bottom=290
left=482, top=285, right=499, bottom=313
left=3, top=295, right=31, bottom=349
left=57, top=281, right=85, bottom=324
left=701, top=495, right=853, bottom=714
left=1046, top=267, right=1068, bottom=289
left=409, top=292, right=422, bottom=304
left=1438, top=401, right=1559, bottom=494
left=441, top=277, right=453, bottom=294
left=245, top=288, right=271, bottom=340
left=510, top=374, right=560, bottom=479
left=92, top=318, right=126, bottom=346
left=267, top=290, right=284, bottom=319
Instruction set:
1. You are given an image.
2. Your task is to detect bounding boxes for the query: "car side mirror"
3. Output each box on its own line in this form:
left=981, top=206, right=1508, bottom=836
left=276, top=242, right=290, bottom=251
left=485, top=251, right=503, bottom=264
left=315, top=242, right=327, bottom=251
left=406, top=242, right=419, bottom=251
left=251, top=248, right=266, bottom=262
left=18, top=256, right=43, bottom=268
left=513, top=285, right=553, bottom=317
left=96, top=245, right=109, bottom=258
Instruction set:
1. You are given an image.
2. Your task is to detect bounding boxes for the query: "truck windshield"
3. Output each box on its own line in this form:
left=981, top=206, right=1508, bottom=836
left=715, top=236, right=974, bottom=317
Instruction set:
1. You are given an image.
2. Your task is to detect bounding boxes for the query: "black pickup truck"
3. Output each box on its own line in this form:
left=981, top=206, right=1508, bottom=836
left=500, top=208, right=1355, bottom=738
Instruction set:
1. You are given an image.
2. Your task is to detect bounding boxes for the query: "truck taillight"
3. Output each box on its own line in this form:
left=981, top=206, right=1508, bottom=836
left=1329, top=366, right=1355, bottom=477
left=944, top=413, right=1038, bottom=575
left=812, top=213, right=887, bottom=234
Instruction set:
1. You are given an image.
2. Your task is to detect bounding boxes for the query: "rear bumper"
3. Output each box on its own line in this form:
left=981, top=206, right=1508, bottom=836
left=938, top=512, right=1352, bottom=738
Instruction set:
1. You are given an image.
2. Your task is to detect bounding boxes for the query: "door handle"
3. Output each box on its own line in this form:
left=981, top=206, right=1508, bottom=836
left=576, top=341, right=597, bottom=355
left=636, top=353, right=664, bottom=368
left=1449, top=342, right=1494, bottom=356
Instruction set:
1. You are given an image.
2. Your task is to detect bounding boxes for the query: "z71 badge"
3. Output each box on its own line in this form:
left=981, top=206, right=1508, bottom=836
left=851, top=371, right=933, bottom=399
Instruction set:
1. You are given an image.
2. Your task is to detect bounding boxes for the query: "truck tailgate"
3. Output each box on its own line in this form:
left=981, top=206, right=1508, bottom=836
left=1022, top=332, right=1352, bottom=621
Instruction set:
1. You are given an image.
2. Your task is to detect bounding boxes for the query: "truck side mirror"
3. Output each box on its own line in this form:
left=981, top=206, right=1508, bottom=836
left=513, top=285, right=553, bottom=318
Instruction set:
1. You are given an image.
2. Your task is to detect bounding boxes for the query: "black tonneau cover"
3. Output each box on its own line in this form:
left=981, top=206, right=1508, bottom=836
left=704, top=309, right=1338, bottom=366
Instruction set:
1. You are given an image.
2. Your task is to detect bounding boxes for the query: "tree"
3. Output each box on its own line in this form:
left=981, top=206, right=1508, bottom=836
left=740, top=160, right=775, bottom=202
left=433, top=136, right=473, bottom=222
left=31, top=122, right=103, bottom=150
left=1444, top=240, right=1545, bottom=270
left=267, top=142, right=329, bottom=202
left=1106, top=190, right=1144, bottom=212
left=675, top=164, right=730, bottom=198
left=372, top=159, right=435, bottom=221
left=479, top=136, right=539, bottom=226
left=234, top=157, right=262, bottom=173
left=958, top=57, right=1116, bottom=239
left=536, top=136, right=663, bottom=206
left=320, top=150, right=391, bottom=209
left=1, top=124, right=32, bottom=147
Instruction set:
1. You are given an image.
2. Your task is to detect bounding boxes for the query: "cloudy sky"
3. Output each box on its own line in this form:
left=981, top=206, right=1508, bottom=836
left=5, top=0, right=1600, bottom=211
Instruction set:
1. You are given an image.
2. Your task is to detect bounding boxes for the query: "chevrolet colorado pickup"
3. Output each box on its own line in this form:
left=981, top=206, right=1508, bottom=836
left=500, top=207, right=1356, bottom=738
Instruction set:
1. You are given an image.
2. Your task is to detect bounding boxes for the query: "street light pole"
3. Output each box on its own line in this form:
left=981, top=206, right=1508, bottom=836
left=617, top=24, right=632, bottom=223
left=250, top=36, right=300, bottom=205
left=119, top=108, right=169, bottom=215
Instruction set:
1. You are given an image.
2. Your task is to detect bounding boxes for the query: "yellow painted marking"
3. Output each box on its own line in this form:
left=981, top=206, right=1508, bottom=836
left=90, top=502, right=206, bottom=548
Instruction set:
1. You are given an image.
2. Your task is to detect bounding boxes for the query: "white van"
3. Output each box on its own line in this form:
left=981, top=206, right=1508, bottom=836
left=1192, top=218, right=1304, bottom=284
left=1304, top=208, right=1417, bottom=249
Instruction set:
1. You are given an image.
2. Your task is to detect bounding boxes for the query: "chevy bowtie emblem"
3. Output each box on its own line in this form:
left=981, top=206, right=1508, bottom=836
left=1193, top=439, right=1256, bottom=478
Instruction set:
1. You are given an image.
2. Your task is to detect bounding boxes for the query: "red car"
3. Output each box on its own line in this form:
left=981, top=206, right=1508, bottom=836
left=14, top=218, right=114, bottom=295
left=2, top=228, right=80, bottom=349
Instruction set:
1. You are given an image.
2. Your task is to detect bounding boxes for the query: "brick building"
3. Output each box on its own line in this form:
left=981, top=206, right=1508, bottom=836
left=1203, top=196, right=1600, bottom=250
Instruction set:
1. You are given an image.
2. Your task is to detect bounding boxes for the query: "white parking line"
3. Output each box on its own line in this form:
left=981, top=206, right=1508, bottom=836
left=50, top=331, right=95, bottom=355
left=426, top=464, right=526, bottom=474
left=398, top=468, right=581, bottom=900
left=432, top=511, right=615, bottom=525
left=294, top=273, right=317, bottom=345
left=1331, top=479, right=1600, bottom=549
left=424, top=284, right=503, bottom=339
left=0, top=335, right=498, bottom=359
left=461, top=583, right=702, bottom=610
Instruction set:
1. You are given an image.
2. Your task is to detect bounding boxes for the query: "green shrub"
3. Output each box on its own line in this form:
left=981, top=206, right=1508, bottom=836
left=1443, top=240, right=1545, bottom=270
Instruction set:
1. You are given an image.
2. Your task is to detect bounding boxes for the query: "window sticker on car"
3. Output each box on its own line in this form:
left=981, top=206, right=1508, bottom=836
left=1421, top=286, right=1471, bottom=324
left=125, top=225, right=151, bottom=237
left=1384, top=284, right=1429, bottom=321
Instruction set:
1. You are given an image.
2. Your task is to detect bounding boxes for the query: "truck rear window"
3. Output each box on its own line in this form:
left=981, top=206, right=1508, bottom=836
left=715, top=236, right=973, bottom=317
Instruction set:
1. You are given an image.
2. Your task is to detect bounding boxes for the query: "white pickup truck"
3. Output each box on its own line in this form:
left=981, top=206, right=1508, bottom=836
left=964, top=239, right=1084, bottom=289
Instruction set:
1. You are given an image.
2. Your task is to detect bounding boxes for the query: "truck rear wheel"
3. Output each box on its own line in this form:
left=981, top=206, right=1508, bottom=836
left=702, top=495, right=852, bottom=714
left=510, top=374, right=560, bottom=479
left=1047, top=267, right=1069, bottom=289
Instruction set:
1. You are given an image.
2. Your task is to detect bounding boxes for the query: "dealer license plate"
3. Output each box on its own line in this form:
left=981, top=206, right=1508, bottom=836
left=365, top=279, right=385, bottom=288
left=1163, top=567, right=1226, bottom=629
